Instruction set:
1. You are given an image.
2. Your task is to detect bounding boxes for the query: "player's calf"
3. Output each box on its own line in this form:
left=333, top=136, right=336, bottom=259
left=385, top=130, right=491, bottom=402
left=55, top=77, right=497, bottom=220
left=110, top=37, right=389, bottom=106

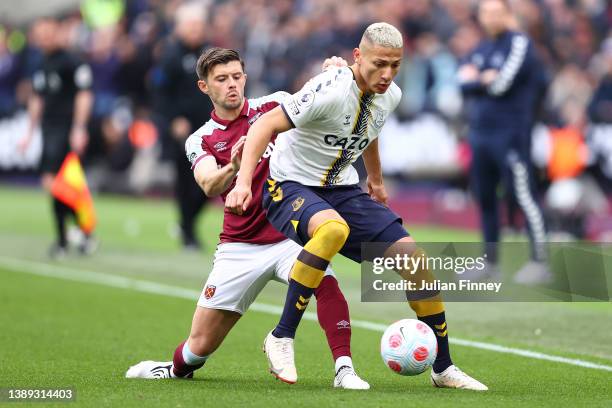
left=315, top=275, right=369, bottom=389
left=385, top=241, right=453, bottom=374
left=273, top=218, right=350, bottom=339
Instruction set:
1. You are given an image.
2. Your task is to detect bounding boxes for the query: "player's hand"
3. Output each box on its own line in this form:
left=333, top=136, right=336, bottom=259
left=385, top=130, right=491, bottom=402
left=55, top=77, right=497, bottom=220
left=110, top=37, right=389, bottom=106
left=225, top=183, right=252, bottom=215
left=457, top=64, right=479, bottom=82
left=367, top=178, right=388, bottom=206
left=480, top=69, right=499, bottom=86
left=17, top=133, right=32, bottom=155
left=69, top=126, right=89, bottom=156
left=231, top=136, right=247, bottom=172
left=171, top=117, right=191, bottom=140
left=322, top=56, right=348, bottom=72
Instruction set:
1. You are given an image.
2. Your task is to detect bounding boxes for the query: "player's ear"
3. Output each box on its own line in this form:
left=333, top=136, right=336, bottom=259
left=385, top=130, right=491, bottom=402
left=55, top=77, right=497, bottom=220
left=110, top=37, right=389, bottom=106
left=353, top=47, right=361, bottom=64
left=197, top=80, right=209, bottom=95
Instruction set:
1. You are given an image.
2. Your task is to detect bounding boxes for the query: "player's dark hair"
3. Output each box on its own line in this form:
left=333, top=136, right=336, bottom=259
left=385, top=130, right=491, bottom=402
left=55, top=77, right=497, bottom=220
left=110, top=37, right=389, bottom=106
left=196, top=47, right=245, bottom=81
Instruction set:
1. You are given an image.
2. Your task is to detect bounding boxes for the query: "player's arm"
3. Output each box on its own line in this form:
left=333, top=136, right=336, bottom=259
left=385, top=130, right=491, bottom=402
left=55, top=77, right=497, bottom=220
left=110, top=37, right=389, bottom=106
left=18, top=93, right=44, bottom=153
left=70, top=90, right=93, bottom=154
left=70, top=64, right=94, bottom=155
left=362, top=139, right=388, bottom=205
left=194, top=136, right=246, bottom=197
left=484, top=34, right=531, bottom=96
left=458, top=63, right=486, bottom=95
left=225, top=107, right=292, bottom=214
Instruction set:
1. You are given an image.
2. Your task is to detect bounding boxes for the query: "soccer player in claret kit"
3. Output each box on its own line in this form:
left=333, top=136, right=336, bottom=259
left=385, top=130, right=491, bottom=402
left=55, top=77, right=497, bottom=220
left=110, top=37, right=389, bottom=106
left=126, top=48, right=369, bottom=389
left=226, top=23, right=487, bottom=390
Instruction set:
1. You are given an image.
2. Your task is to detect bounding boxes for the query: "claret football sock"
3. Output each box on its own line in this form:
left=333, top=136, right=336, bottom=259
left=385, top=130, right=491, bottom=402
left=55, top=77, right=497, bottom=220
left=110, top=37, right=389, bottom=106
left=314, top=275, right=352, bottom=361
left=273, top=219, right=350, bottom=339
left=171, top=340, right=208, bottom=378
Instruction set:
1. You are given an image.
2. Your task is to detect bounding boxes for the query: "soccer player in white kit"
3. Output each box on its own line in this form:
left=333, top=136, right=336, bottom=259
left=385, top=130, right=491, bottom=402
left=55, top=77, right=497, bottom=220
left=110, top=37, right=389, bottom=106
left=227, top=23, right=488, bottom=391
left=126, top=48, right=369, bottom=389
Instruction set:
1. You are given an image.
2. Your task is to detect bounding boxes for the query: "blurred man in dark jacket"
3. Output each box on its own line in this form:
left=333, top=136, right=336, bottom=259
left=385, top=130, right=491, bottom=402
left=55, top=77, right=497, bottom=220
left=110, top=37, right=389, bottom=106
left=458, top=0, right=550, bottom=284
left=153, top=2, right=213, bottom=250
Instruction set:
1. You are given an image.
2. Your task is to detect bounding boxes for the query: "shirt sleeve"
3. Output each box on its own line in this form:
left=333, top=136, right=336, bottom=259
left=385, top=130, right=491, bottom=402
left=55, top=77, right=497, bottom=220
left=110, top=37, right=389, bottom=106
left=458, top=46, right=487, bottom=95
left=185, top=134, right=216, bottom=171
left=248, top=91, right=291, bottom=113
left=32, top=70, right=45, bottom=94
left=74, top=64, right=93, bottom=90
left=488, top=34, right=531, bottom=96
left=280, top=71, right=342, bottom=128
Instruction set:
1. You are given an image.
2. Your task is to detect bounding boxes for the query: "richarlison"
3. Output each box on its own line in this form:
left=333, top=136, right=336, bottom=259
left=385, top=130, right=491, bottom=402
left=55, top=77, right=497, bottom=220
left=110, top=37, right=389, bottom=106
left=372, top=279, right=503, bottom=293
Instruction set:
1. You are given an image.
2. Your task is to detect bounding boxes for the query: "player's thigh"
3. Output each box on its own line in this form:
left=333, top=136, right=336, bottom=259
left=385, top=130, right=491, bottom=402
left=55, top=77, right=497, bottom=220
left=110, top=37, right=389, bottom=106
left=271, top=239, right=335, bottom=284
left=197, top=242, right=274, bottom=315
left=383, top=236, right=417, bottom=259
left=322, top=185, right=409, bottom=262
left=263, top=178, right=341, bottom=245
left=306, top=209, right=345, bottom=237
left=188, top=306, right=241, bottom=355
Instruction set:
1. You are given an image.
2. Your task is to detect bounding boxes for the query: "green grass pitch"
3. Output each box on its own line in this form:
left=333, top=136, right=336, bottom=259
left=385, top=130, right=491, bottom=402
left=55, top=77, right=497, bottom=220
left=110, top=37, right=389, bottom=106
left=0, top=186, right=610, bottom=407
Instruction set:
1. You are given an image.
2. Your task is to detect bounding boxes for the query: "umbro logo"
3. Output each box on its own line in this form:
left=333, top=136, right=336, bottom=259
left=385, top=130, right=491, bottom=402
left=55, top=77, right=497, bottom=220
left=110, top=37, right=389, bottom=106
left=214, top=141, right=228, bottom=152
left=337, top=320, right=351, bottom=329
left=343, top=115, right=351, bottom=126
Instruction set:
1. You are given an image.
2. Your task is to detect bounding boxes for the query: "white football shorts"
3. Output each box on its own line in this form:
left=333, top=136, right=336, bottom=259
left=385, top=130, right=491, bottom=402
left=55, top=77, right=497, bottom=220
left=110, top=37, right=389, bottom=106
left=197, top=239, right=335, bottom=314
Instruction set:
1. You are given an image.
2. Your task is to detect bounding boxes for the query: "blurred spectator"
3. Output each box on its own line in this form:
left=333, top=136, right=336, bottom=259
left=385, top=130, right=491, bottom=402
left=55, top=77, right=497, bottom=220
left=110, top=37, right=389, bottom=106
left=588, top=38, right=612, bottom=124
left=0, top=26, right=24, bottom=118
left=152, top=1, right=212, bottom=250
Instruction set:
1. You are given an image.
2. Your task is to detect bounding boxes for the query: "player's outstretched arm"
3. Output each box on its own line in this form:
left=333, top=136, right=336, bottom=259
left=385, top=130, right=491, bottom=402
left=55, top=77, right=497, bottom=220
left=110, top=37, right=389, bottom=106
left=194, top=136, right=246, bottom=197
left=362, top=139, right=388, bottom=205
left=226, top=106, right=292, bottom=215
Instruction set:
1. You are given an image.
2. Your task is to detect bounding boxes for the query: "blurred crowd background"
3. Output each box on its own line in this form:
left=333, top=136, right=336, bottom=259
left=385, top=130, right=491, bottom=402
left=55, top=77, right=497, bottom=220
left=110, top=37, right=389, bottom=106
left=1, top=0, right=612, bottom=238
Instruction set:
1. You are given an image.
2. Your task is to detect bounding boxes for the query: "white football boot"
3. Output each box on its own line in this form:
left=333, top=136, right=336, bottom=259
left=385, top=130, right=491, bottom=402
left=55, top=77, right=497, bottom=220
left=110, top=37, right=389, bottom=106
left=513, top=261, right=553, bottom=285
left=333, top=365, right=370, bottom=390
left=125, top=361, right=191, bottom=379
left=263, top=331, right=297, bottom=384
left=431, top=365, right=488, bottom=391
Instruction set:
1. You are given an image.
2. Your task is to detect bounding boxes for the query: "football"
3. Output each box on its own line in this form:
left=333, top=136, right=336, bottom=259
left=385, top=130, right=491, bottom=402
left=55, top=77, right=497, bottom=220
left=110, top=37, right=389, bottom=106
left=380, top=319, right=438, bottom=376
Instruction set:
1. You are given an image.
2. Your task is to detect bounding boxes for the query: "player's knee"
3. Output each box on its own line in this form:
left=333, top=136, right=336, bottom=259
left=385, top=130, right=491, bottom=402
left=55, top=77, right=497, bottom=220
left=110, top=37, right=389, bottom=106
left=313, top=219, right=350, bottom=251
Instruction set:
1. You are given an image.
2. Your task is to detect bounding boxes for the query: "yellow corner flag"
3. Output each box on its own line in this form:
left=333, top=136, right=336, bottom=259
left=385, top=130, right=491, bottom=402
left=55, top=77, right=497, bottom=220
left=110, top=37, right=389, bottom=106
left=50, top=153, right=97, bottom=234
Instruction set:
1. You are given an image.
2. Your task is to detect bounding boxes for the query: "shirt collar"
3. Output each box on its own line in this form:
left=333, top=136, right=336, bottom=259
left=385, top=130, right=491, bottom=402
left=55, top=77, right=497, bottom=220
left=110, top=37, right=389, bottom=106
left=210, top=99, right=250, bottom=129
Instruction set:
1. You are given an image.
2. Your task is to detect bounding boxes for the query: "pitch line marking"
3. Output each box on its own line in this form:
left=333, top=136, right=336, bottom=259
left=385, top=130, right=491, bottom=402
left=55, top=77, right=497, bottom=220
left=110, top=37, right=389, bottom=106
left=1, top=255, right=611, bottom=373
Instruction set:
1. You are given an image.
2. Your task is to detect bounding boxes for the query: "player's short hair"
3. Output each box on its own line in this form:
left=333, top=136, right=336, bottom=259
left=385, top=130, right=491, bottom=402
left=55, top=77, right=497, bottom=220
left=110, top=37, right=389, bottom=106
left=196, top=47, right=245, bottom=81
left=361, top=22, right=403, bottom=49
